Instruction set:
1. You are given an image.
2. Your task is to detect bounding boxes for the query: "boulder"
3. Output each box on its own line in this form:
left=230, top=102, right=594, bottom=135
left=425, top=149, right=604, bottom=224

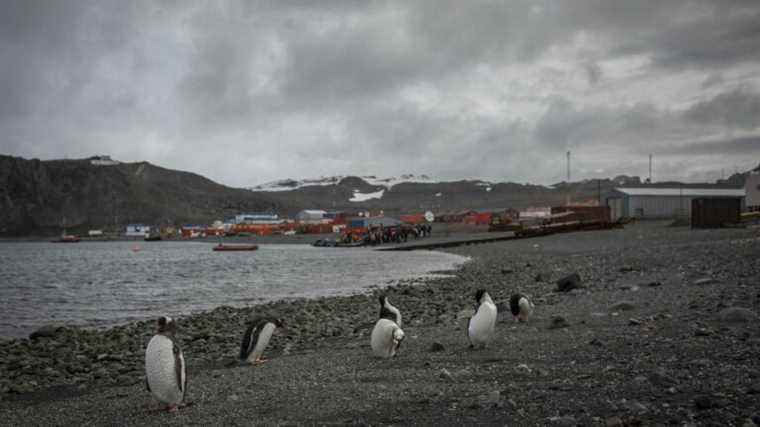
left=718, top=307, right=758, bottom=323
left=556, top=273, right=582, bottom=292
left=29, top=325, right=63, bottom=340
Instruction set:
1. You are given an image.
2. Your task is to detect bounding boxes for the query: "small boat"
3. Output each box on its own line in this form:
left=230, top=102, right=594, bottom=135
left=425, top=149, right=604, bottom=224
left=52, top=234, right=80, bottom=243
left=212, top=243, right=259, bottom=252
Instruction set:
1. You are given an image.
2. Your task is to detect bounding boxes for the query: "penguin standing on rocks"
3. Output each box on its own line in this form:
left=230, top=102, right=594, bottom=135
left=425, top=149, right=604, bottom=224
left=509, top=293, right=534, bottom=322
left=378, top=295, right=402, bottom=327
left=145, top=316, right=186, bottom=412
left=371, top=318, right=405, bottom=358
left=468, top=289, right=497, bottom=348
left=240, top=317, right=285, bottom=365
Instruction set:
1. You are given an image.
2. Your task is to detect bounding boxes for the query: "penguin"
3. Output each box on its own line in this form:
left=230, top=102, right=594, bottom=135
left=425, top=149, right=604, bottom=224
left=468, top=289, right=497, bottom=348
left=371, top=318, right=405, bottom=358
left=509, top=293, right=534, bottom=322
left=378, top=295, right=402, bottom=327
left=145, top=316, right=186, bottom=412
left=240, top=317, right=285, bottom=365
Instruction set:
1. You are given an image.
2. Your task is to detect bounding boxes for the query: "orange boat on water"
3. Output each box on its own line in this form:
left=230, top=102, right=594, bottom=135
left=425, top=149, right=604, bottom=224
left=212, top=243, right=259, bottom=252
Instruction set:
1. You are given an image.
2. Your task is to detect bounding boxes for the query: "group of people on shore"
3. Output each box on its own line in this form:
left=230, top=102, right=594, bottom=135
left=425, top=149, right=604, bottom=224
left=344, top=223, right=433, bottom=245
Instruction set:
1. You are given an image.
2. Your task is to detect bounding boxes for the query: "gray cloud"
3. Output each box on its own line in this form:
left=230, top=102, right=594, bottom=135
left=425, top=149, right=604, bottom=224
left=684, top=87, right=760, bottom=130
left=1, top=0, right=760, bottom=187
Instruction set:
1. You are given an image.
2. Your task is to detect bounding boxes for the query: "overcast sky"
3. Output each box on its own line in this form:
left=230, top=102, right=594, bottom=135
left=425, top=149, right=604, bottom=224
left=2, top=1, right=760, bottom=187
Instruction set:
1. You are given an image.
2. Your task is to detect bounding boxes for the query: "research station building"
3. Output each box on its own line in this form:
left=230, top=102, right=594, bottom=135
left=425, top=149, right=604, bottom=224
left=606, top=187, right=746, bottom=221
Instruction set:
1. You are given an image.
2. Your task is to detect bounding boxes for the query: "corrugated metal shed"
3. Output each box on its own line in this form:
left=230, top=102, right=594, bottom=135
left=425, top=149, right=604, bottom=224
left=615, top=188, right=746, bottom=197
left=606, top=187, right=746, bottom=220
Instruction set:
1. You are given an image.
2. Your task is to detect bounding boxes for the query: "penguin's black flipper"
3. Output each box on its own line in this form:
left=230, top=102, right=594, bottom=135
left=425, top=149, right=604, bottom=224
left=145, top=377, right=151, bottom=392
left=240, top=321, right=262, bottom=361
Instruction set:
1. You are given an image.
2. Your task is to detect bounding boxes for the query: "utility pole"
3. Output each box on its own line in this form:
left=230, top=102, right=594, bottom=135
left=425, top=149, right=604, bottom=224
left=648, top=154, right=652, bottom=184
left=597, top=179, right=601, bottom=207
left=566, top=150, right=571, bottom=206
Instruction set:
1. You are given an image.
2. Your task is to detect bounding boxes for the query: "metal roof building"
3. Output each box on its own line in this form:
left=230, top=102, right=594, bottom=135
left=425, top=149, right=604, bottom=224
left=605, top=187, right=746, bottom=220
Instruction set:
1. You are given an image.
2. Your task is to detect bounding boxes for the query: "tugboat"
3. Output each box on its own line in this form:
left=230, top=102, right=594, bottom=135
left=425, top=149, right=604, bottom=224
left=212, top=243, right=258, bottom=252
left=211, top=236, right=258, bottom=251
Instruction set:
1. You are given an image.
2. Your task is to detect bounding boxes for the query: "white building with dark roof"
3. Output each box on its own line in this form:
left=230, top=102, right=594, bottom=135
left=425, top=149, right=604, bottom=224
left=606, top=187, right=746, bottom=220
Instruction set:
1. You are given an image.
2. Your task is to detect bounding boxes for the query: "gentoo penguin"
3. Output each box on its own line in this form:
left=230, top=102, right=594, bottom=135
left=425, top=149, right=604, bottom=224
left=509, top=293, right=534, bottom=322
left=145, top=316, right=186, bottom=412
left=240, top=317, right=285, bottom=365
left=378, top=295, right=402, bottom=327
left=468, top=289, right=497, bottom=348
left=371, top=318, right=405, bottom=358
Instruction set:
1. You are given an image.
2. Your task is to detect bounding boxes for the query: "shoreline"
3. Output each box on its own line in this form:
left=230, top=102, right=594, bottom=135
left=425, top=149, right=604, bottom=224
left=2, top=222, right=759, bottom=425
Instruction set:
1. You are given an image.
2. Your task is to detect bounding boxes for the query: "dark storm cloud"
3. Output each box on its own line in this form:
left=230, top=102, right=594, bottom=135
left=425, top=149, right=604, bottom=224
left=659, top=135, right=760, bottom=156
left=684, top=87, right=760, bottom=130
left=1, top=0, right=760, bottom=186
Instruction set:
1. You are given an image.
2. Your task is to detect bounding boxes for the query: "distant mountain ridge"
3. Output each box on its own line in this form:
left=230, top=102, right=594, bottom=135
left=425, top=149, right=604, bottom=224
left=1, top=154, right=751, bottom=236
left=0, top=155, right=294, bottom=236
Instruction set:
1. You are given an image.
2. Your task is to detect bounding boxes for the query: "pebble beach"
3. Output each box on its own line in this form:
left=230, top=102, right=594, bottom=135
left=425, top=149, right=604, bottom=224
left=1, top=221, right=759, bottom=426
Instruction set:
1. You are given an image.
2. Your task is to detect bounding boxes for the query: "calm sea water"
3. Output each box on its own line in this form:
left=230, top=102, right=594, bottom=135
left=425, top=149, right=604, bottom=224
left=0, top=241, right=467, bottom=338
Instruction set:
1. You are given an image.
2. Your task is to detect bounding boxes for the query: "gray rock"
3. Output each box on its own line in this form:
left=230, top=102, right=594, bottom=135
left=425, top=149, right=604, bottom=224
left=692, top=277, right=718, bottom=286
left=429, top=342, right=445, bottom=352
left=29, top=325, right=63, bottom=340
left=556, top=273, right=582, bottom=292
left=694, top=327, right=712, bottom=337
left=479, top=390, right=503, bottom=407
left=548, top=316, right=570, bottom=329
left=439, top=368, right=454, bottom=382
left=694, top=394, right=728, bottom=409
left=611, top=301, right=636, bottom=311
left=717, top=307, right=758, bottom=323
left=605, top=416, right=623, bottom=427
left=548, top=415, right=576, bottom=426
left=628, top=318, right=642, bottom=326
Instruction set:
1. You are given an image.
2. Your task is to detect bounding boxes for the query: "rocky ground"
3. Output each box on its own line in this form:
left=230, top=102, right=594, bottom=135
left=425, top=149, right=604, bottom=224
left=1, top=221, right=759, bottom=426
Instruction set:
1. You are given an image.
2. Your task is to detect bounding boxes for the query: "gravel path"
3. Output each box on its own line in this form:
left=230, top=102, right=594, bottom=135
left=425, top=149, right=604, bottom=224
left=2, top=221, right=759, bottom=426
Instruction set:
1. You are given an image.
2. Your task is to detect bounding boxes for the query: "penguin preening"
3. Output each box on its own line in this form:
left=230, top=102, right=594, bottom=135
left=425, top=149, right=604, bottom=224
left=240, top=317, right=285, bottom=365
left=378, top=295, right=402, bottom=327
left=145, top=316, right=187, bottom=412
left=509, top=293, right=534, bottom=322
left=468, top=289, right=497, bottom=348
left=371, top=318, right=405, bottom=358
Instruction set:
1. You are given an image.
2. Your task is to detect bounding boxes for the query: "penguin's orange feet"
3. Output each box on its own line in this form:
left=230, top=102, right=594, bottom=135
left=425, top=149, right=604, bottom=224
left=253, top=357, right=268, bottom=365
left=166, top=404, right=179, bottom=413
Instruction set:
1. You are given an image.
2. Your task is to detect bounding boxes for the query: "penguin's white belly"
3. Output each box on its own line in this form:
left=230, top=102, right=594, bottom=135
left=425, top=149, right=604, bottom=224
left=371, top=319, right=399, bottom=358
left=145, top=335, right=184, bottom=405
left=247, top=322, right=275, bottom=362
left=468, top=302, right=497, bottom=346
left=518, top=297, right=534, bottom=321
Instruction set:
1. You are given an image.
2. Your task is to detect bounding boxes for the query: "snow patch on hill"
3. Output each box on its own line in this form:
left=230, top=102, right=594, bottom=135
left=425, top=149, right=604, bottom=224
left=250, top=174, right=438, bottom=192
left=349, top=189, right=385, bottom=202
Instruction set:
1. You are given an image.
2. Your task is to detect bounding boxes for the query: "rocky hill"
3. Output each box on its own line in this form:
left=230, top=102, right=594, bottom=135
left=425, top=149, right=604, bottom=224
left=252, top=174, right=646, bottom=216
left=0, top=155, right=294, bottom=236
